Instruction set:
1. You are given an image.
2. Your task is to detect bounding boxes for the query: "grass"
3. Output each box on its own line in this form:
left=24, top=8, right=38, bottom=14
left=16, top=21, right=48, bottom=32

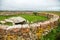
left=0, top=14, right=48, bottom=26
left=20, top=14, right=48, bottom=23
left=0, top=14, right=48, bottom=23
left=4, top=22, right=13, bottom=26
left=40, top=11, right=60, bottom=40
left=40, top=24, right=60, bottom=40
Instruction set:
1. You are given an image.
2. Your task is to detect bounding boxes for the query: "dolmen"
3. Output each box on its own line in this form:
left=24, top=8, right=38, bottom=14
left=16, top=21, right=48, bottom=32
left=0, top=13, right=59, bottom=40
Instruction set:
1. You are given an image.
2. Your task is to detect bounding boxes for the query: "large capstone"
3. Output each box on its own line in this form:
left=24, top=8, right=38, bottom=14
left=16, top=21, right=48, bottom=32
left=5, top=17, right=28, bottom=25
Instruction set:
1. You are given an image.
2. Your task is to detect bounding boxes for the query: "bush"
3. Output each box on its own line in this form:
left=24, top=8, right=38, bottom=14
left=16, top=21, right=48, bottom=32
left=33, top=12, right=37, bottom=16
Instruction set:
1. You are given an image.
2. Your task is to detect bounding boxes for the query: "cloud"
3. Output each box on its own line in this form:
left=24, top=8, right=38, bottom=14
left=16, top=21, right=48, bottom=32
left=0, top=0, right=60, bottom=11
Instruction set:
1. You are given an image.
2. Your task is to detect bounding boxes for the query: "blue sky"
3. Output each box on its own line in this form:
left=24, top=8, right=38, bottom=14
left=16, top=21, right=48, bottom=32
left=0, top=0, right=60, bottom=11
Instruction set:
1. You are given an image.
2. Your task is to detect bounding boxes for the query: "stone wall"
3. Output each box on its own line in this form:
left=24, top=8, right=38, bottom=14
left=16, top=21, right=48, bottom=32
left=0, top=12, right=59, bottom=40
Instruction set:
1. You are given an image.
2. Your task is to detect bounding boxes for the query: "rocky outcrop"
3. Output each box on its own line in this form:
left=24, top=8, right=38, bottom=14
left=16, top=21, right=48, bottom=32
left=0, top=13, right=59, bottom=40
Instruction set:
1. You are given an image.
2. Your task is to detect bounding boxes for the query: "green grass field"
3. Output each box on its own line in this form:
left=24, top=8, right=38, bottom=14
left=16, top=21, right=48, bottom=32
left=0, top=14, right=48, bottom=23
left=20, top=14, right=48, bottom=23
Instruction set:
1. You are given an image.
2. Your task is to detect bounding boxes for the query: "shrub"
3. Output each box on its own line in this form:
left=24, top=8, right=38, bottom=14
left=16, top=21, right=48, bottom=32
left=33, top=12, right=37, bottom=16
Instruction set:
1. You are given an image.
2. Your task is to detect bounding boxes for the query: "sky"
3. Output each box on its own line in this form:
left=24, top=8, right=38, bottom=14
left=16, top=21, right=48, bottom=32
left=0, top=0, right=60, bottom=11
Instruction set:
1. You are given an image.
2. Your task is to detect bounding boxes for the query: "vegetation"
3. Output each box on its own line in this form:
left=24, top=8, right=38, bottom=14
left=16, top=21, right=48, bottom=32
left=33, top=12, right=37, bottom=16
left=40, top=23, right=60, bottom=40
left=0, top=14, right=48, bottom=23
left=40, top=11, right=60, bottom=40
left=4, top=22, right=13, bottom=26
left=20, top=14, right=48, bottom=23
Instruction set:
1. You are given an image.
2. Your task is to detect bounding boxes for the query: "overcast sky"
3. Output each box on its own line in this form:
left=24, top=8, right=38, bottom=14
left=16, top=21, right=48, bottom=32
left=0, top=0, right=60, bottom=11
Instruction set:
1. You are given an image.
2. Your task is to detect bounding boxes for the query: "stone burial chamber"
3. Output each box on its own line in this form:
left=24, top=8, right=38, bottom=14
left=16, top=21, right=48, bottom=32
left=5, top=17, right=28, bottom=25
left=0, top=12, right=59, bottom=40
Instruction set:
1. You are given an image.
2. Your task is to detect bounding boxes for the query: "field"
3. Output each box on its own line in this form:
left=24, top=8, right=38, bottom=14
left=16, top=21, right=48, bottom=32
left=0, top=14, right=48, bottom=23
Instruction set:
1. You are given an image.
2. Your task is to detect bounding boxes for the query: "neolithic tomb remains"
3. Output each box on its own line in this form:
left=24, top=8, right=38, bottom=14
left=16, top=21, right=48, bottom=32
left=0, top=12, right=59, bottom=40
